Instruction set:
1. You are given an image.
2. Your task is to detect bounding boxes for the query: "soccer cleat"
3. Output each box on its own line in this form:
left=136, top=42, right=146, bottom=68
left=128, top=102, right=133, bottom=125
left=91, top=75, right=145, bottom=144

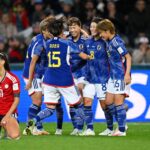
left=79, top=129, right=95, bottom=136
left=125, top=124, right=128, bottom=131
left=99, top=128, right=114, bottom=136
left=111, top=130, right=126, bottom=136
left=55, top=129, right=62, bottom=135
left=32, top=127, right=50, bottom=136
left=115, top=124, right=128, bottom=133
left=25, top=119, right=36, bottom=135
left=77, top=130, right=86, bottom=136
left=23, top=127, right=28, bottom=135
left=70, top=128, right=79, bottom=135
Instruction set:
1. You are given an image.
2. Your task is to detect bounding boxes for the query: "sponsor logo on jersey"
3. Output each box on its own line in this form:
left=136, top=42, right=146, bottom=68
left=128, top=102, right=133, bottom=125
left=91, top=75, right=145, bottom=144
left=5, top=84, right=9, bottom=89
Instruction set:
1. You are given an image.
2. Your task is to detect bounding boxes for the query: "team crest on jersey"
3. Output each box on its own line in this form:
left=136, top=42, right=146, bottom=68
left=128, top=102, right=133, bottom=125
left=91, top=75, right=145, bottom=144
left=79, top=44, right=84, bottom=50
left=109, top=45, right=112, bottom=51
left=5, top=84, right=9, bottom=89
left=97, top=45, right=101, bottom=51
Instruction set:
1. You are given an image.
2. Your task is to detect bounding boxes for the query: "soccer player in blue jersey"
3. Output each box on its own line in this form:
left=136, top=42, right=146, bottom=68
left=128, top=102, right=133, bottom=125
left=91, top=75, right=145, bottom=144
left=80, top=17, right=110, bottom=136
left=97, top=19, right=131, bottom=136
left=67, top=17, right=88, bottom=135
left=26, top=17, right=91, bottom=135
left=23, top=16, right=64, bottom=135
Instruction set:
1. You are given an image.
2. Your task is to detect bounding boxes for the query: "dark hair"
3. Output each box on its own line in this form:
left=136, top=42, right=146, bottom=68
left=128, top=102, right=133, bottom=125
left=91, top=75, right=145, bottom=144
left=0, top=53, right=10, bottom=71
left=91, top=17, right=103, bottom=24
left=68, top=17, right=81, bottom=27
left=48, top=18, right=64, bottom=36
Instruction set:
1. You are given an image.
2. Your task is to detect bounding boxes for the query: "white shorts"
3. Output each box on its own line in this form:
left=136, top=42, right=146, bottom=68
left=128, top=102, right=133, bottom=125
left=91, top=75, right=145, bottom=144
left=107, top=78, right=130, bottom=96
left=43, top=84, right=81, bottom=105
left=83, top=83, right=107, bottom=100
left=74, top=76, right=86, bottom=86
left=24, top=78, right=42, bottom=95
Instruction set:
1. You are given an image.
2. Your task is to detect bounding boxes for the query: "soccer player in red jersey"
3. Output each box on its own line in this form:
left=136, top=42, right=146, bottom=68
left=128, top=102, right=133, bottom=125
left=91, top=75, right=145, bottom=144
left=0, top=53, right=20, bottom=139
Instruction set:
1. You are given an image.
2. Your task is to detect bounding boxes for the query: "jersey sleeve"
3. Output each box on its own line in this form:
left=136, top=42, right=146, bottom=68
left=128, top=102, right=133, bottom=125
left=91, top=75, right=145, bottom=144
left=33, top=41, right=44, bottom=56
left=12, top=76, right=20, bottom=94
left=116, top=41, right=128, bottom=56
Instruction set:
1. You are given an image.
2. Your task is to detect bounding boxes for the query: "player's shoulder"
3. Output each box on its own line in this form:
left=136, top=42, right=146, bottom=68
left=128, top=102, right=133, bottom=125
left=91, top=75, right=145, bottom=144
left=85, top=36, right=93, bottom=44
left=80, top=35, right=87, bottom=41
left=111, top=35, right=125, bottom=47
left=31, top=34, right=43, bottom=42
left=6, top=71, right=20, bottom=83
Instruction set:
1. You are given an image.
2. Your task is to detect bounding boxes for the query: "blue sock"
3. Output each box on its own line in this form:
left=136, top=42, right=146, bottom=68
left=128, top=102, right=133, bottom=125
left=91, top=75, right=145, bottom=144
left=56, top=103, right=63, bottom=129
left=35, top=107, right=55, bottom=122
left=28, top=104, right=41, bottom=120
left=28, top=104, right=43, bottom=129
left=84, top=106, right=93, bottom=130
left=70, top=107, right=77, bottom=129
left=115, top=104, right=126, bottom=132
left=74, top=103, right=85, bottom=130
left=103, top=108, right=113, bottom=130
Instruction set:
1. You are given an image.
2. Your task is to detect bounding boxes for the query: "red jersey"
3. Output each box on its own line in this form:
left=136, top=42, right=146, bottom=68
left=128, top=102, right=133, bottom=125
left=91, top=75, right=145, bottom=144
left=0, top=71, right=20, bottom=115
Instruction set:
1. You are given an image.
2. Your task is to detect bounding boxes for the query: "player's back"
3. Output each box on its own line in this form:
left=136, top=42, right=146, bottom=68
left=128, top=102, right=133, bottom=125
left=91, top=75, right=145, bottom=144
left=22, top=34, right=44, bottom=79
left=43, top=37, right=74, bottom=87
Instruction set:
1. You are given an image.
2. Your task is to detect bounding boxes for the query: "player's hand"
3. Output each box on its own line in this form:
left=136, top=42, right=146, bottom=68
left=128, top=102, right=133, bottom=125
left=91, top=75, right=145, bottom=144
left=25, top=81, right=32, bottom=90
left=1, top=115, right=10, bottom=126
left=80, top=29, right=89, bottom=38
left=124, top=73, right=131, bottom=85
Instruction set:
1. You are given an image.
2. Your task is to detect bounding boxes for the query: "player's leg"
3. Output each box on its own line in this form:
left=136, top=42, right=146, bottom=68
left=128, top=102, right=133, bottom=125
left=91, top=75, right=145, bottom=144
left=112, top=80, right=127, bottom=136
left=55, top=100, right=64, bottom=135
left=59, top=86, right=85, bottom=135
left=82, top=83, right=95, bottom=136
left=69, top=78, right=85, bottom=135
left=96, top=84, right=114, bottom=136
left=23, top=78, right=48, bottom=135
left=2, top=115, right=20, bottom=140
left=26, top=85, right=60, bottom=135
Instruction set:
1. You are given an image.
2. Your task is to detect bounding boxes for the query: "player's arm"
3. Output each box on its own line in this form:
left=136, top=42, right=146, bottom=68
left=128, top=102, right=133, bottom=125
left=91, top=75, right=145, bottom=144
left=79, top=52, right=91, bottom=60
left=124, top=53, right=132, bottom=84
left=26, top=55, right=39, bottom=90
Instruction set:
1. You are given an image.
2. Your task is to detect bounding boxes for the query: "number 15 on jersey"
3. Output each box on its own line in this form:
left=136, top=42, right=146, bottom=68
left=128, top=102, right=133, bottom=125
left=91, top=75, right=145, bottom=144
left=47, top=51, right=61, bottom=68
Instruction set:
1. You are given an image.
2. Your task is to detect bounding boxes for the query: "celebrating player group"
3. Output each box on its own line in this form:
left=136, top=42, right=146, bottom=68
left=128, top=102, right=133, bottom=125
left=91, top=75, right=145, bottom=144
left=0, top=15, right=131, bottom=139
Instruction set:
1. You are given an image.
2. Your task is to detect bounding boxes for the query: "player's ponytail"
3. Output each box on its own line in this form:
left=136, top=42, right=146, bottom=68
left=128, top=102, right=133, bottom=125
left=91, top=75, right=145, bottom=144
left=0, top=53, right=10, bottom=71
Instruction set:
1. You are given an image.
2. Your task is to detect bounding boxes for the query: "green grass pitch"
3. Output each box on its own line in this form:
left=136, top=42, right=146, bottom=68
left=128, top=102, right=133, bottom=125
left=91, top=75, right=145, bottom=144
left=0, top=123, right=150, bottom=150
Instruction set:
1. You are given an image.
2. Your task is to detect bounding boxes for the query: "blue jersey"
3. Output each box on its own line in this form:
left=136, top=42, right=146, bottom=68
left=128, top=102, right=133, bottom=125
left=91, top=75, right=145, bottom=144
left=84, top=37, right=109, bottom=84
left=22, top=34, right=47, bottom=79
left=43, top=37, right=81, bottom=87
left=68, top=35, right=87, bottom=78
left=106, top=35, right=128, bottom=80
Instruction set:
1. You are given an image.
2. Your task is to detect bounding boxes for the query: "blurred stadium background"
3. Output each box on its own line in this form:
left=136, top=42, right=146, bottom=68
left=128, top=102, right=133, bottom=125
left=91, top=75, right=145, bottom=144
left=0, top=0, right=150, bottom=122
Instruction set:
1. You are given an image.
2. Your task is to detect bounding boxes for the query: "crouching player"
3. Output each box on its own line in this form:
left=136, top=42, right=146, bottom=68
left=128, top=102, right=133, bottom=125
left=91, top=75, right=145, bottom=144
left=26, top=18, right=91, bottom=135
left=97, top=19, right=131, bottom=136
left=0, top=53, right=20, bottom=140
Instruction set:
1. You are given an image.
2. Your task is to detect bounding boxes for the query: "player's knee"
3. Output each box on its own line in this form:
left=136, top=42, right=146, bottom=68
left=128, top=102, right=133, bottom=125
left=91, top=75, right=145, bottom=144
left=84, top=99, right=92, bottom=106
left=9, top=132, right=20, bottom=140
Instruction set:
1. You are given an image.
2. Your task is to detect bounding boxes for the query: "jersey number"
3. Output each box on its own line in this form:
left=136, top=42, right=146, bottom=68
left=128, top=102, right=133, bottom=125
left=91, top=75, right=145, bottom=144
left=48, top=51, right=61, bottom=67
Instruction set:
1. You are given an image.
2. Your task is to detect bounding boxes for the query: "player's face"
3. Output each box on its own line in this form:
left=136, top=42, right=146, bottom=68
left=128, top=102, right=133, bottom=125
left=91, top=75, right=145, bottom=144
left=42, top=30, right=52, bottom=39
left=69, top=24, right=81, bottom=38
left=99, top=30, right=109, bottom=40
left=90, top=22, right=98, bottom=37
